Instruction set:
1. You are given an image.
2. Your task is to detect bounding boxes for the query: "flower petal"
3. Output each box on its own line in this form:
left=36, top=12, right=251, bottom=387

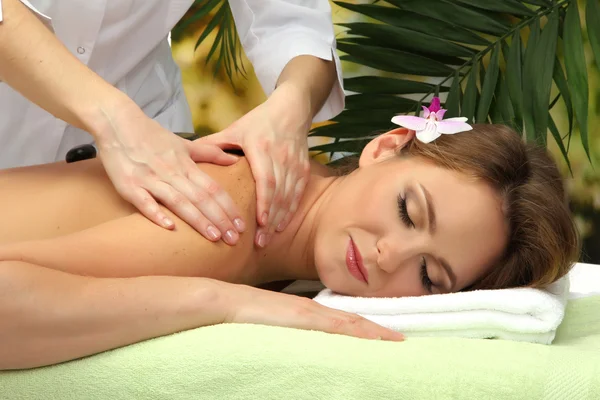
left=416, top=128, right=441, bottom=143
left=428, top=97, right=441, bottom=113
left=391, top=115, right=428, bottom=131
left=436, top=119, right=474, bottom=134
left=434, top=109, right=447, bottom=120
left=443, top=117, right=469, bottom=122
left=421, top=106, right=431, bottom=119
left=414, top=121, right=440, bottom=143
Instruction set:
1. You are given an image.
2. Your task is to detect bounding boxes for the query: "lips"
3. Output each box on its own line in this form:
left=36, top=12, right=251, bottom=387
left=346, top=238, right=369, bottom=284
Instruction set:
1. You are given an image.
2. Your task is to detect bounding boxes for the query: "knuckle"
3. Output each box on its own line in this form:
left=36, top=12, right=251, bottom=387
left=204, top=180, right=222, bottom=196
left=142, top=196, right=158, bottom=212
left=265, top=175, right=277, bottom=189
left=345, top=314, right=362, bottom=325
left=216, top=218, right=229, bottom=228
left=276, top=148, right=290, bottom=163
left=272, top=195, right=284, bottom=208
left=170, top=192, right=187, bottom=207
left=256, top=138, right=270, bottom=152
left=282, top=193, right=294, bottom=208
left=330, top=317, right=346, bottom=332
left=192, top=191, right=208, bottom=205
left=302, top=161, right=310, bottom=174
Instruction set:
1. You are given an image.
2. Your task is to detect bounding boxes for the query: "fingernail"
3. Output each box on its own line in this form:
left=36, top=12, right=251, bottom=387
left=261, top=212, right=268, bottom=226
left=277, top=221, right=286, bottom=232
left=224, top=230, right=238, bottom=244
left=234, top=218, right=246, bottom=232
left=163, top=217, right=174, bottom=229
left=257, top=233, right=266, bottom=248
left=207, top=226, right=220, bottom=240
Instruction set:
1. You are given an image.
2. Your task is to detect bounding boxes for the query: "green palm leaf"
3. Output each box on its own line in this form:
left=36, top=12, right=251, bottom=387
left=173, top=0, right=245, bottom=87
left=310, top=0, right=597, bottom=166
left=563, top=0, right=591, bottom=162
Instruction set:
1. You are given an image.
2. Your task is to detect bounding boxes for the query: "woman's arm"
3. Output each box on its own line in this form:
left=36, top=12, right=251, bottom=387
left=0, top=262, right=403, bottom=371
left=0, top=261, right=227, bottom=370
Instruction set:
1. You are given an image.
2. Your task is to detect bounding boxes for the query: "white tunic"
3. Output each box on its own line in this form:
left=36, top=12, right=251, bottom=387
left=0, top=0, right=344, bottom=168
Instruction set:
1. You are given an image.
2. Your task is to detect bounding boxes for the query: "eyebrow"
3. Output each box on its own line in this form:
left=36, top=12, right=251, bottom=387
left=418, top=184, right=456, bottom=291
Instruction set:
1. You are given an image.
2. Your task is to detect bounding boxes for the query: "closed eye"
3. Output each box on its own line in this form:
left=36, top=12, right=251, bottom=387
left=397, top=194, right=415, bottom=228
left=420, top=257, right=433, bottom=293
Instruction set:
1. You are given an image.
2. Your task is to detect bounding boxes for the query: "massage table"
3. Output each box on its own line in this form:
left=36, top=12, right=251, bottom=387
left=1, top=263, right=599, bottom=400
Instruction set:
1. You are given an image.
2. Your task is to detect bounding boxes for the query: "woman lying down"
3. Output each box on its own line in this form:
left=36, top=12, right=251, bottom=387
left=0, top=105, right=579, bottom=370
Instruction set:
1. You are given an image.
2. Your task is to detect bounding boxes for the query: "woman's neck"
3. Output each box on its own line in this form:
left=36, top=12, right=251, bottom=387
left=254, top=167, right=345, bottom=284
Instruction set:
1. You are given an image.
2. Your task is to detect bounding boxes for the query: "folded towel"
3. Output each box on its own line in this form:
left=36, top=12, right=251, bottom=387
left=313, top=276, right=570, bottom=345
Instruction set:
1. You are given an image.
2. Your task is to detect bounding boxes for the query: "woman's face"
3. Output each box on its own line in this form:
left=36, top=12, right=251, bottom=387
left=313, top=132, right=508, bottom=298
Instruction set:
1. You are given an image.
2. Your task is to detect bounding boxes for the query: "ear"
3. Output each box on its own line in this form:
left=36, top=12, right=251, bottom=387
left=359, top=128, right=415, bottom=168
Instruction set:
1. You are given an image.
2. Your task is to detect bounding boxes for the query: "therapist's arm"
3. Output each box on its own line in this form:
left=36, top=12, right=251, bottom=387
left=0, top=0, right=246, bottom=246
left=229, top=0, right=345, bottom=122
left=275, top=55, right=337, bottom=123
left=0, top=0, right=131, bottom=132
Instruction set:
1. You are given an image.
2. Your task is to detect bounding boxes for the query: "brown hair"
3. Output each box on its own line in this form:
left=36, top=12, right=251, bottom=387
left=338, top=124, right=580, bottom=290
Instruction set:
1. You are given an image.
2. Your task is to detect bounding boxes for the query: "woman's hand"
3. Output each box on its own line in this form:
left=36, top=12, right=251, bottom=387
left=223, top=284, right=405, bottom=342
left=196, top=82, right=313, bottom=248
left=92, top=102, right=246, bottom=245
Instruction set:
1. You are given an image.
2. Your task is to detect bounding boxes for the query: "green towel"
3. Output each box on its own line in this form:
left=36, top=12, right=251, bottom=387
left=2, top=296, right=600, bottom=400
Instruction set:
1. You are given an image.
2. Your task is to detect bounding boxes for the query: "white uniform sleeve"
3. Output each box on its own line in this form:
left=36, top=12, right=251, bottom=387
left=0, top=0, right=3, bottom=22
left=229, top=0, right=345, bottom=122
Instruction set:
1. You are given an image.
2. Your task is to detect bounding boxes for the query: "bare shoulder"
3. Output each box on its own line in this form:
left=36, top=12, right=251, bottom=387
left=195, top=157, right=257, bottom=225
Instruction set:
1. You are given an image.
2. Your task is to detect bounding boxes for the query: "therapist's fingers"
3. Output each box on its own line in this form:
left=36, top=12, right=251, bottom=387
left=186, top=140, right=239, bottom=166
left=186, top=167, right=246, bottom=236
left=245, top=150, right=277, bottom=247
left=275, top=153, right=310, bottom=233
left=262, top=154, right=288, bottom=236
left=118, top=185, right=176, bottom=230
left=269, top=162, right=295, bottom=236
left=276, top=170, right=309, bottom=233
left=146, top=180, right=239, bottom=244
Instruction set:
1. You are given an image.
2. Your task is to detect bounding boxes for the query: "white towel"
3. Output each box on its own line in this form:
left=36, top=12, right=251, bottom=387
left=313, top=276, right=570, bottom=345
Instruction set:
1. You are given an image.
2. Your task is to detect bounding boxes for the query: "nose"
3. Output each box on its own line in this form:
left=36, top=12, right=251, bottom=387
left=376, top=234, right=421, bottom=274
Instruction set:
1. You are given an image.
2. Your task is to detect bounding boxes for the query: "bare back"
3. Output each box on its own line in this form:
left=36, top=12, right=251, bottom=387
left=0, top=158, right=262, bottom=284
left=0, top=159, right=136, bottom=244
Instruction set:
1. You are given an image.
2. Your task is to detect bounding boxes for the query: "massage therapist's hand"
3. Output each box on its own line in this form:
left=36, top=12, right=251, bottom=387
left=92, top=102, right=246, bottom=245
left=196, top=82, right=312, bottom=248
left=224, top=284, right=405, bottom=342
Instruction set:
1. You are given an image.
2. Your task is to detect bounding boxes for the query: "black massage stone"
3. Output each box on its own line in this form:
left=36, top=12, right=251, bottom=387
left=66, top=144, right=97, bottom=163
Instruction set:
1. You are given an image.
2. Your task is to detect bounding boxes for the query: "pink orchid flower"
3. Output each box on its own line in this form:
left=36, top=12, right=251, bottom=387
left=391, top=97, right=473, bottom=143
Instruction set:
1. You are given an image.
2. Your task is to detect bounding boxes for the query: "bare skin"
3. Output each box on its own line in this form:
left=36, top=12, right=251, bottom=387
left=0, top=128, right=506, bottom=369
left=0, top=158, right=261, bottom=283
